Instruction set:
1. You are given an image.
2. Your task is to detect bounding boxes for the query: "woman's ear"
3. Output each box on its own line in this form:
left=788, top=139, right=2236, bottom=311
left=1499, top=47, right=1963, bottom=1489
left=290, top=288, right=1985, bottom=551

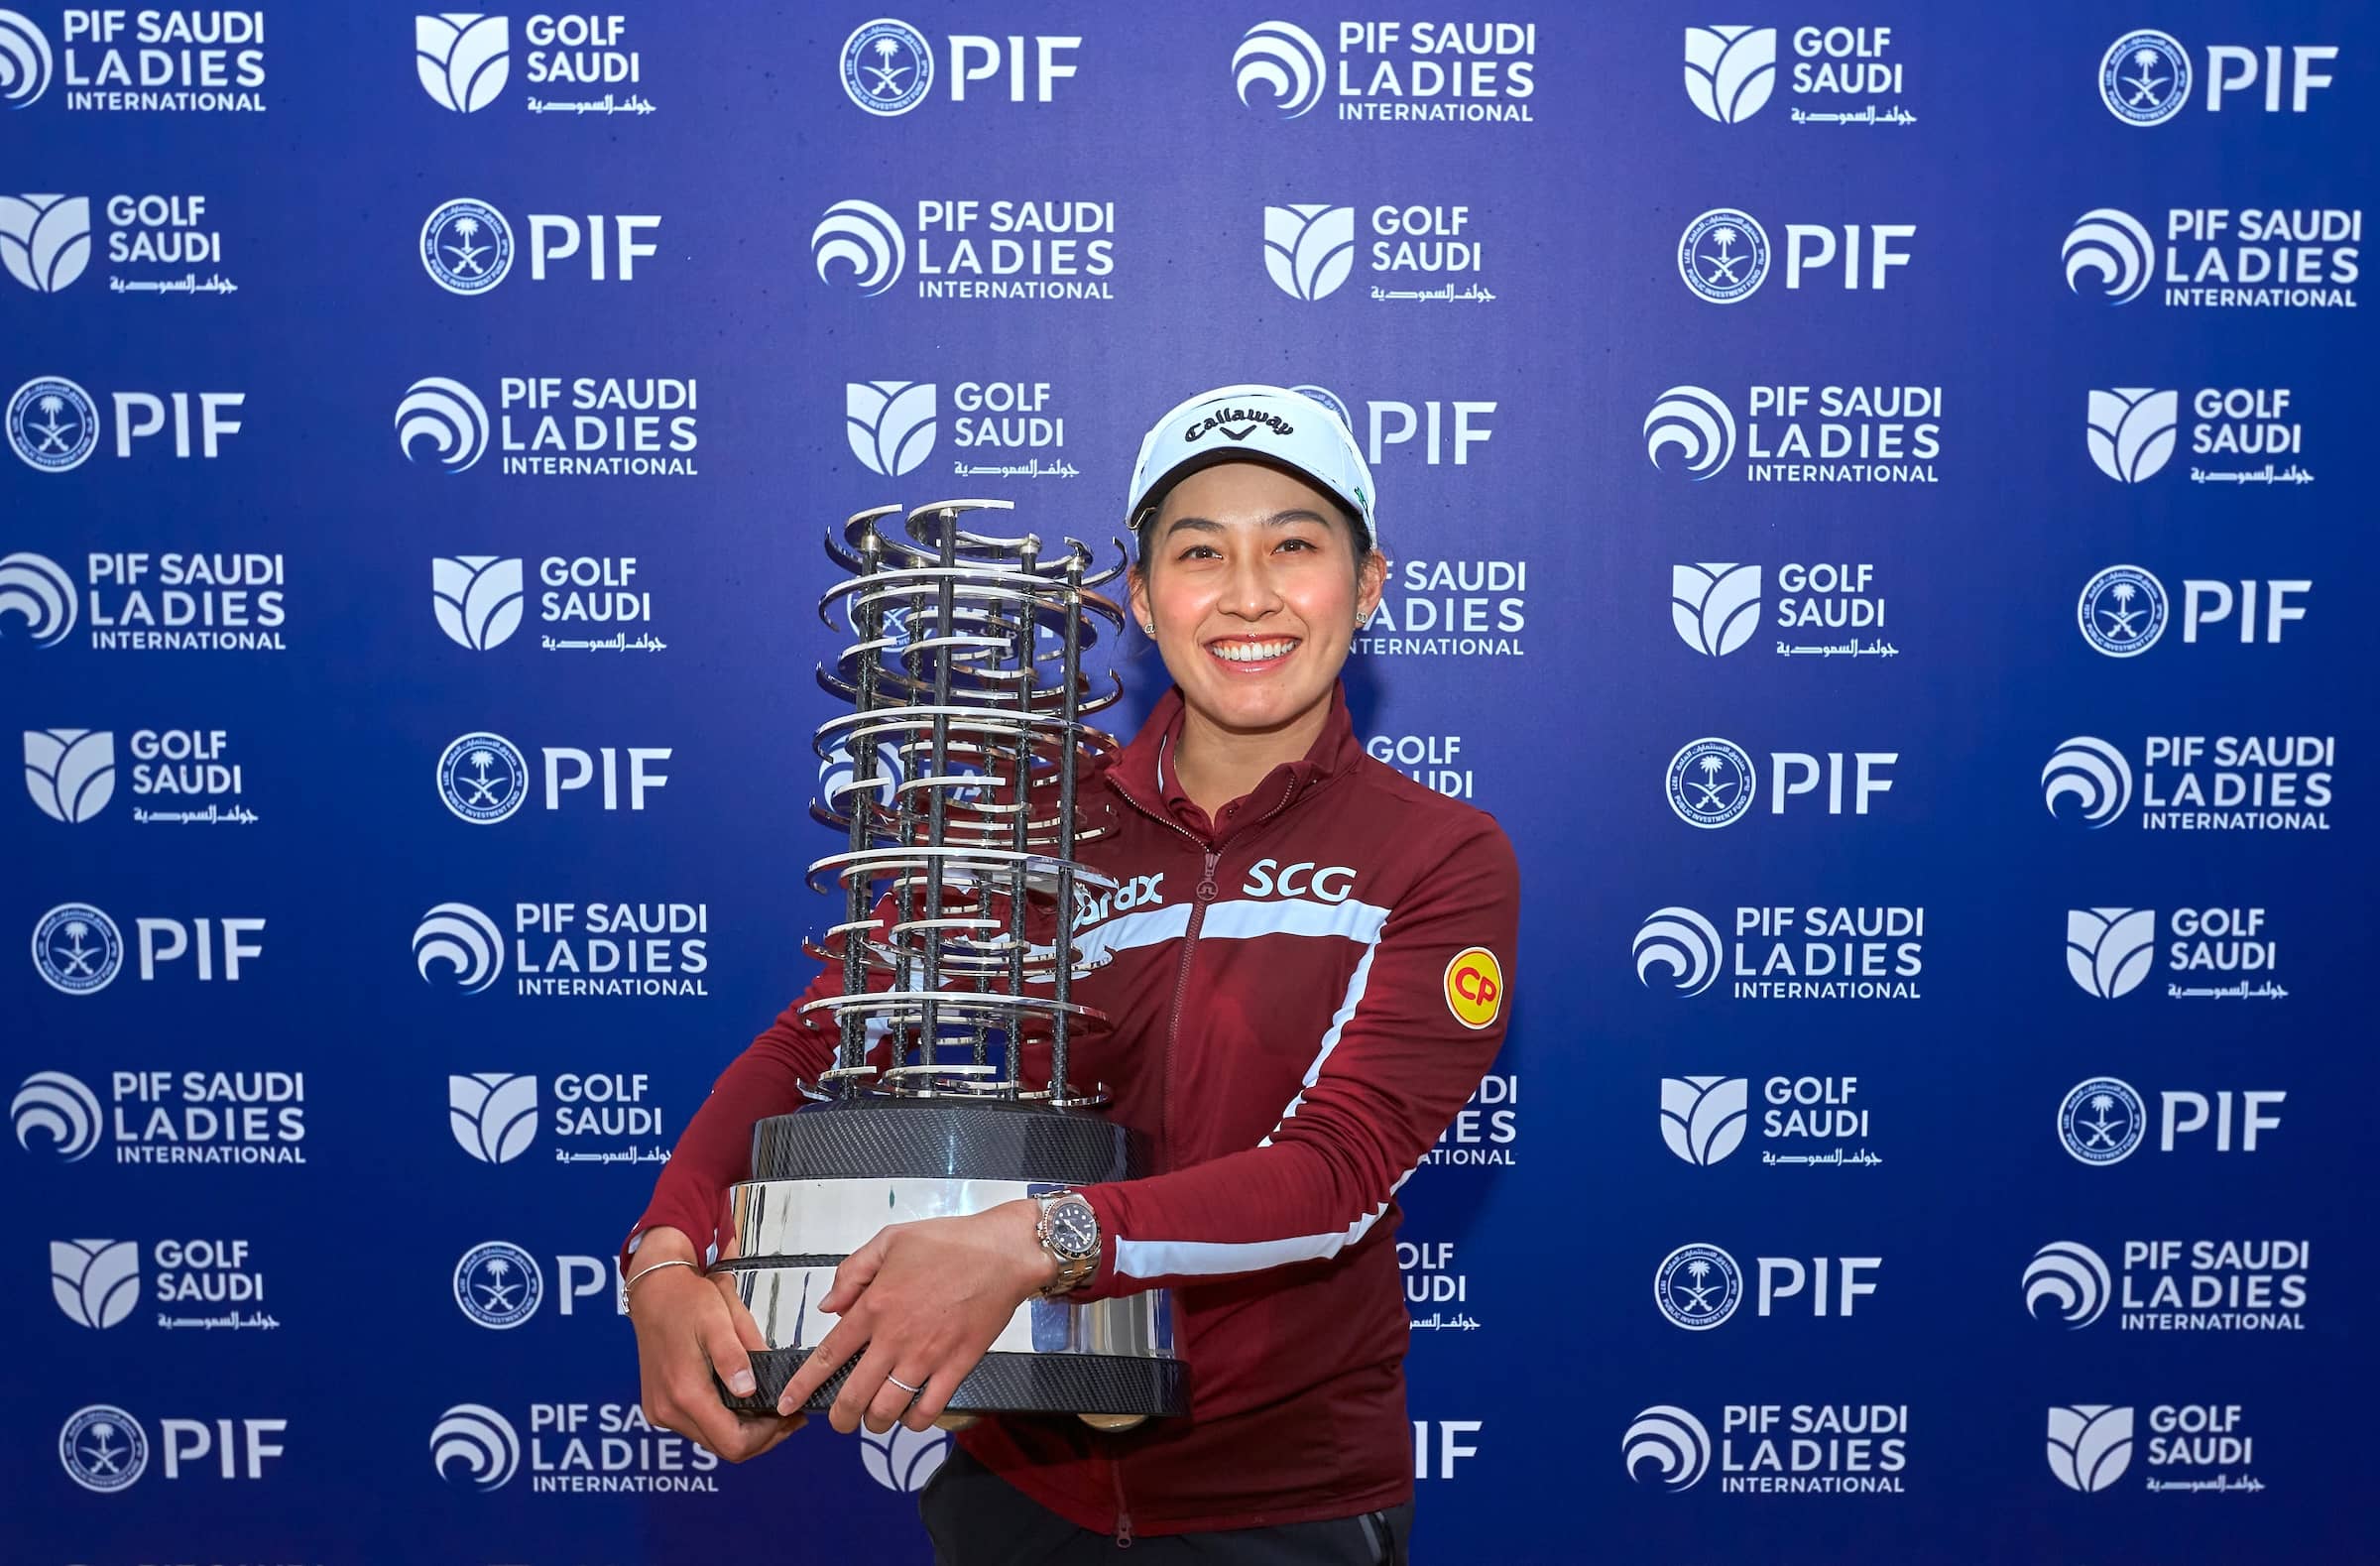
left=1127, top=564, right=1152, bottom=636
left=1357, top=549, right=1388, bottom=624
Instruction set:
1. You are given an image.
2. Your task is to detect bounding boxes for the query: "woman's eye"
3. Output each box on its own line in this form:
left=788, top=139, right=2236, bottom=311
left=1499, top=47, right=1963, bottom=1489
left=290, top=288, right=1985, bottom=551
left=1277, top=538, right=1315, bottom=552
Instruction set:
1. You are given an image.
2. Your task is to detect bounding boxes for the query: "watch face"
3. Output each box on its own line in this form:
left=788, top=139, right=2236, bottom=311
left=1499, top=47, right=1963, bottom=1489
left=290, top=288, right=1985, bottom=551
left=1052, top=1201, right=1098, bottom=1259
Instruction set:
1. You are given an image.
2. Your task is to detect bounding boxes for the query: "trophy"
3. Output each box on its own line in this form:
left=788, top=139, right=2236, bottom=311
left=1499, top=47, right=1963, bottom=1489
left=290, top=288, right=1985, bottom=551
left=710, top=499, right=1187, bottom=1430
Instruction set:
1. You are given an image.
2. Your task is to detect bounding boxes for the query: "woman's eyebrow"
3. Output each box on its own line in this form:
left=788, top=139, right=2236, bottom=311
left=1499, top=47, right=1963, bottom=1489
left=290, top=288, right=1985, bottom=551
left=1161, top=510, right=1328, bottom=536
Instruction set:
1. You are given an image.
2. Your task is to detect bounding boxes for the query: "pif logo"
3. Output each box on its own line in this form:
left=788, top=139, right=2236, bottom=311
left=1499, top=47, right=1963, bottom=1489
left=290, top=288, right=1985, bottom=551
left=1443, top=946, right=1502, bottom=1029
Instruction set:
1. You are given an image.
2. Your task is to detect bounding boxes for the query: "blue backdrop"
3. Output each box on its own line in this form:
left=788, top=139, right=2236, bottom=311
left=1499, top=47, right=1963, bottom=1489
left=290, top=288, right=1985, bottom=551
left=6, top=2, right=2373, bottom=1562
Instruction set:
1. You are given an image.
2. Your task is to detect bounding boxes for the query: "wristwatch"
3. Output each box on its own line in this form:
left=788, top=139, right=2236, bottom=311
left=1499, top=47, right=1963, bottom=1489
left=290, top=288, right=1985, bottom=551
left=1032, top=1188, right=1101, bottom=1296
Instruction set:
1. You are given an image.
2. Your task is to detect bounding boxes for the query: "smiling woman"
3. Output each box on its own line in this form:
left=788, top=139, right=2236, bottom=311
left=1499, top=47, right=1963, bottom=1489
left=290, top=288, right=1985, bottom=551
left=621, top=383, right=1518, bottom=1565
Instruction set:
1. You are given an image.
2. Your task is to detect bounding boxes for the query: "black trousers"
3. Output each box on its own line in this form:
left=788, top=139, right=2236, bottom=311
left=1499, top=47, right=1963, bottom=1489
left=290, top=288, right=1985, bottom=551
left=918, top=1442, right=1414, bottom=1564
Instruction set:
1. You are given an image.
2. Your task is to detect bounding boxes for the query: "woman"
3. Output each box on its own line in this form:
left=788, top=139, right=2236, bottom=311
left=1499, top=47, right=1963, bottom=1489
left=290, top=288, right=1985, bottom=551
left=621, top=384, right=1519, bottom=1562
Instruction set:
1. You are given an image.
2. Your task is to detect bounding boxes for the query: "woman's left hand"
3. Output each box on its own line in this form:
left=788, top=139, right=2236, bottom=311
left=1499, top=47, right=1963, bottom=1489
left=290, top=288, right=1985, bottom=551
left=776, top=1199, right=1058, bottom=1434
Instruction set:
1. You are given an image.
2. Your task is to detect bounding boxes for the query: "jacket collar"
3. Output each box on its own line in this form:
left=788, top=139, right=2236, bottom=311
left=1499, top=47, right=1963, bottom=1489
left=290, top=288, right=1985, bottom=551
left=1104, top=680, right=1361, bottom=840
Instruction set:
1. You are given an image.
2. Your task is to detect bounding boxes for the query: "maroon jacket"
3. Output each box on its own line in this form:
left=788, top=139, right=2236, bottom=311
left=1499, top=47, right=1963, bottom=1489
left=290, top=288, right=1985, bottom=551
left=629, top=681, right=1519, bottom=1537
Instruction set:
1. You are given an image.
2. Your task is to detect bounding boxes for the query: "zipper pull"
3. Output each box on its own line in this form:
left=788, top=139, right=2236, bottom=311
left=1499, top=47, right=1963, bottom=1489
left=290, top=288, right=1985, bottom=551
left=1114, top=1510, right=1134, bottom=1548
left=1195, top=848, right=1220, bottom=903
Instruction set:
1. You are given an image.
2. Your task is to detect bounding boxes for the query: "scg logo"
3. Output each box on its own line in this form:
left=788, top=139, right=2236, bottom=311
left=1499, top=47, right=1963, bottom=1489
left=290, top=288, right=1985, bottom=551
left=1242, top=859, right=1356, bottom=903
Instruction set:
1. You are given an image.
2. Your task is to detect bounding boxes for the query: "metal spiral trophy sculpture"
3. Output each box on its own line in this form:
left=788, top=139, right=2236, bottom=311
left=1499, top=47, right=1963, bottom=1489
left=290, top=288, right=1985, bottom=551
left=711, top=499, right=1187, bottom=1431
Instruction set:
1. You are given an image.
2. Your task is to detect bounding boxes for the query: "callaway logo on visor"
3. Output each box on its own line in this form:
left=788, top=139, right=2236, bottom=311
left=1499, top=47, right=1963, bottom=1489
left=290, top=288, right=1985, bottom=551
left=1184, top=408, right=1295, bottom=443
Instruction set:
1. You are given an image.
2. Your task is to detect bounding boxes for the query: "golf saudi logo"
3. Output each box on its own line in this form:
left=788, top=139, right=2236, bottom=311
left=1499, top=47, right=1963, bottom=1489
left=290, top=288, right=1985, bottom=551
left=2047, top=1405, right=2134, bottom=1493
left=1233, top=21, right=1326, bottom=118
left=432, top=556, right=524, bottom=651
left=2078, top=566, right=2168, bottom=657
left=449, top=1072, right=537, bottom=1162
left=420, top=197, right=514, bottom=295
left=436, top=732, right=530, bottom=824
left=0, top=193, right=89, bottom=292
left=2067, top=908, right=2156, bottom=999
left=51, top=1238, right=141, bottom=1328
left=862, top=1424, right=949, bottom=1493
left=1673, top=563, right=1760, bottom=655
left=2086, top=389, right=2178, bottom=483
left=846, top=380, right=936, bottom=476
left=2058, top=1076, right=2146, bottom=1166
left=1683, top=26, right=1776, bottom=123
left=416, top=15, right=511, bottom=113
left=1678, top=208, right=1769, bottom=302
left=2099, top=31, right=2189, bottom=127
left=1661, top=1076, right=1748, bottom=1165
left=1264, top=204, right=1356, bottom=301
left=24, top=728, right=115, bottom=822
left=841, top=18, right=931, bottom=115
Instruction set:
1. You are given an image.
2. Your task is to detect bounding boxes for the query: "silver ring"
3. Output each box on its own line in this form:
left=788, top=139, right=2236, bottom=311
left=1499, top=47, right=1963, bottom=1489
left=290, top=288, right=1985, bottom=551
left=887, top=1374, right=923, bottom=1395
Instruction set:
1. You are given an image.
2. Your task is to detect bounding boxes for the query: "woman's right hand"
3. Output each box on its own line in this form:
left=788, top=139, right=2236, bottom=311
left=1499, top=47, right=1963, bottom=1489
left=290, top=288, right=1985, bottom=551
left=628, top=1227, right=807, bottom=1462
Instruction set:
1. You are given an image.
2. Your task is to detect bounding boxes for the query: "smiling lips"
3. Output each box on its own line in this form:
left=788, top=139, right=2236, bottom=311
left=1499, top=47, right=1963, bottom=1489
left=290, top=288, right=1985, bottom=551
left=1205, top=636, right=1301, bottom=667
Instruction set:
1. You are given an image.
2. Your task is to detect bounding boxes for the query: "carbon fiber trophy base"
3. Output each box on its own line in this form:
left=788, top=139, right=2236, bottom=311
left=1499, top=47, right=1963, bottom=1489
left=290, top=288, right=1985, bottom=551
left=749, top=1095, right=1139, bottom=1185
left=717, top=1346, right=1189, bottom=1417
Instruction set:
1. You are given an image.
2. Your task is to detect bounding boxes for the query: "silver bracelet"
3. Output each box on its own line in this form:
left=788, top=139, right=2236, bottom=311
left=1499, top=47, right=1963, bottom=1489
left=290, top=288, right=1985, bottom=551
left=622, top=1257, right=698, bottom=1315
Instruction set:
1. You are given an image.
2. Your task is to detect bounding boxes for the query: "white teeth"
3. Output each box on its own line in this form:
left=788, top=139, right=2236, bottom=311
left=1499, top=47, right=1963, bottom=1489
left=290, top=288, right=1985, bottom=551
left=1208, top=639, right=1298, bottom=663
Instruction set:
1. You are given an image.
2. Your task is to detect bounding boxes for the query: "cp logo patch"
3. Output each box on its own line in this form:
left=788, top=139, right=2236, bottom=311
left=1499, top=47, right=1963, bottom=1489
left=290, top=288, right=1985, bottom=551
left=1443, top=946, right=1503, bottom=1030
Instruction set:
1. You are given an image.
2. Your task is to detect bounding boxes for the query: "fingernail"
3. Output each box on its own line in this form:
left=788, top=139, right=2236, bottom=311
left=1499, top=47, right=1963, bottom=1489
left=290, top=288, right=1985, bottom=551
left=729, top=1370, right=757, bottom=1396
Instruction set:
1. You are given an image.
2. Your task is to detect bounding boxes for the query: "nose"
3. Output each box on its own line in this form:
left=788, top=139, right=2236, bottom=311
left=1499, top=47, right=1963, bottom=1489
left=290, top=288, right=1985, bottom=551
left=1218, top=547, right=1284, bottom=622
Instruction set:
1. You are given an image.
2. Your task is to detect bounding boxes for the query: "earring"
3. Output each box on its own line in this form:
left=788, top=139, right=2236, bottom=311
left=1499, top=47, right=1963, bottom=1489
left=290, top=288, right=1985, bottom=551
left=1142, top=621, right=1156, bottom=636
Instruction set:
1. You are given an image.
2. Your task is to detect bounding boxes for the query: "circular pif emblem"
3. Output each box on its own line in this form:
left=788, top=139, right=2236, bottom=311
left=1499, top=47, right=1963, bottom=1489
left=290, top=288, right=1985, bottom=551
left=8, top=376, right=98, bottom=472
left=1678, top=207, right=1769, bottom=303
left=420, top=197, right=514, bottom=295
left=2100, top=31, right=2191, bottom=127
